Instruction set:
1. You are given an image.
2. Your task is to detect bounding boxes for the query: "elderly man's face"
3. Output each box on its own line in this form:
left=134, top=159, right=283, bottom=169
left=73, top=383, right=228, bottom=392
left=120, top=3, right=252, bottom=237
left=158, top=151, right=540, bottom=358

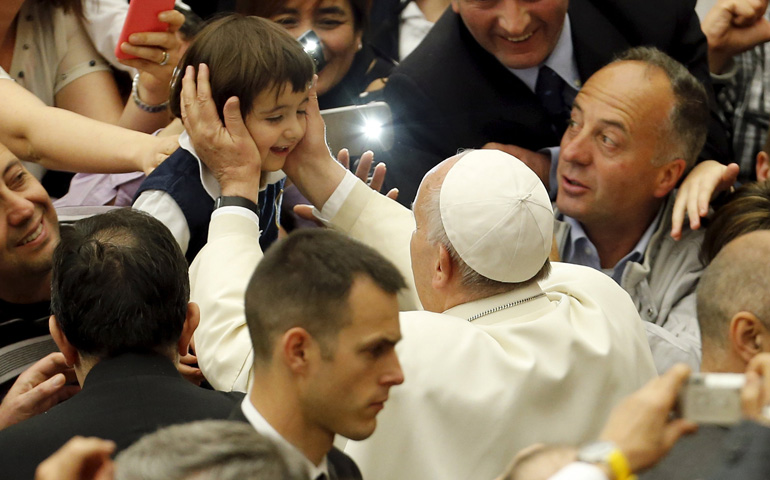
left=0, top=146, right=59, bottom=294
left=451, top=0, right=568, bottom=69
left=555, top=61, right=676, bottom=227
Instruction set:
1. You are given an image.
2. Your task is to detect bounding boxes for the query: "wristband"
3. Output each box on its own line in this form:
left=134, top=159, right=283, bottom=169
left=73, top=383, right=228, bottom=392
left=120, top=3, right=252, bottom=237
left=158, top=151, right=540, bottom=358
left=577, top=442, right=637, bottom=480
left=214, top=196, right=259, bottom=216
left=132, top=73, right=169, bottom=113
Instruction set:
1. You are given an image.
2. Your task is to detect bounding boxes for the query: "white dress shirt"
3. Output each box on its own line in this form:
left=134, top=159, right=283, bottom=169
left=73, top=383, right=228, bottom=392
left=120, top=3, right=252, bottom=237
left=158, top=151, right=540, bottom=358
left=240, top=396, right=330, bottom=480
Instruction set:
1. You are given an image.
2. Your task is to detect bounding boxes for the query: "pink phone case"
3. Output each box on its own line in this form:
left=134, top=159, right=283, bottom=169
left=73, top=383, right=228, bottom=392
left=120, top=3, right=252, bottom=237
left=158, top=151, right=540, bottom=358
left=115, top=0, right=176, bottom=61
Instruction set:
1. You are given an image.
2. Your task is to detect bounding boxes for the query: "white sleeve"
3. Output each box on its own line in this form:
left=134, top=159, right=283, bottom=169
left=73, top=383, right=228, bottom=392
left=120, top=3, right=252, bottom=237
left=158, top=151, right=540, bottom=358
left=0, top=67, right=11, bottom=79
left=83, top=0, right=131, bottom=72
left=133, top=189, right=191, bottom=254
left=548, top=462, right=609, bottom=480
left=189, top=211, right=263, bottom=392
left=83, top=0, right=193, bottom=72
left=312, top=169, right=358, bottom=224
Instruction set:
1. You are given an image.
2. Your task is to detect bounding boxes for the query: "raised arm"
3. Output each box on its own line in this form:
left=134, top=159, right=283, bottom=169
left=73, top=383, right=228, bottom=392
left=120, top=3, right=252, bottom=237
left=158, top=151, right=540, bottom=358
left=0, top=78, right=177, bottom=174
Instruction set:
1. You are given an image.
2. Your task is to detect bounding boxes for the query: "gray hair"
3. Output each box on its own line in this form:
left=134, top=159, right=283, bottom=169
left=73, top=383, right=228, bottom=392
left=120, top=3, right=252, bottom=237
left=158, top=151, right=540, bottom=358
left=614, top=47, right=709, bottom=169
left=114, top=420, right=298, bottom=480
left=421, top=178, right=550, bottom=298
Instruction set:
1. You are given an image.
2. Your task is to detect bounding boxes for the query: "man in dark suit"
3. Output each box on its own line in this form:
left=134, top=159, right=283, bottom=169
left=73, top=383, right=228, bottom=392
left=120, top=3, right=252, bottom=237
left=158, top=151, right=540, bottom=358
left=382, top=0, right=731, bottom=204
left=0, top=209, right=241, bottom=480
left=220, top=228, right=407, bottom=480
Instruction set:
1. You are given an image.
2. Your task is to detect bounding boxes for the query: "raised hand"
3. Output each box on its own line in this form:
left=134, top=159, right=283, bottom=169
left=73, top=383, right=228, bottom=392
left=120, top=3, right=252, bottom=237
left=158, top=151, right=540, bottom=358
left=0, top=353, right=80, bottom=430
left=180, top=64, right=262, bottom=198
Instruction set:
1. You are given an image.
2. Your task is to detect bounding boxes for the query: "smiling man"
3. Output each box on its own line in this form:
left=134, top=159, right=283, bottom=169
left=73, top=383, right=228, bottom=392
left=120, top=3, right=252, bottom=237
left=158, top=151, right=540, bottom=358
left=554, top=47, right=709, bottom=373
left=0, top=144, right=60, bottom=396
left=380, top=0, right=729, bottom=205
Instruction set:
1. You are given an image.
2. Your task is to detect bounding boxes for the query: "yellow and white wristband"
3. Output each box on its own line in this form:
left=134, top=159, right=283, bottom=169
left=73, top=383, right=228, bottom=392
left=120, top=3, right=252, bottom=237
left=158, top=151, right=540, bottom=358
left=577, top=441, right=637, bottom=480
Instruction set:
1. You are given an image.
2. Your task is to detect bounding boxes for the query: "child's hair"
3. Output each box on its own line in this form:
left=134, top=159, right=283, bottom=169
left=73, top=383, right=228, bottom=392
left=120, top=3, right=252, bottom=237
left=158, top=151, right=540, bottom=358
left=169, top=14, right=315, bottom=121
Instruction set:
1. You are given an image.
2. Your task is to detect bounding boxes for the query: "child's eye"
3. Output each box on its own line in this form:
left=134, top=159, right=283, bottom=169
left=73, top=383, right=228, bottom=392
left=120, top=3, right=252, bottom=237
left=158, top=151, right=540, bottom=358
left=266, top=115, right=283, bottom=123
left=297, top=110, right=307, bottom=116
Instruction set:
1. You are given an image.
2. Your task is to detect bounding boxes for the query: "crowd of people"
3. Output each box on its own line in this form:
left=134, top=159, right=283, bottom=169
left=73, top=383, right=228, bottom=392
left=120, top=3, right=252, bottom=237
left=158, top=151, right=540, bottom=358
left=4, top=0, right=770, bottom=479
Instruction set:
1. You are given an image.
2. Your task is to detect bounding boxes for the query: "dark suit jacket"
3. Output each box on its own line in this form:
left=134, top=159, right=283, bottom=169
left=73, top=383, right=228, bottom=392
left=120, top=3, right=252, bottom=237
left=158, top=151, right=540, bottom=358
left=367, top=0, right=408, bottom=64
left=640, top=421, right=770, bottom=480
left=640, top=424, right=730, bottom=479
left=229, top=404, right=363, bottom=480
left=708, top=421, right=770, bottom=480
left=0, top=353, right=242, bottom=480
left=382, top=0, right=730, bottom=204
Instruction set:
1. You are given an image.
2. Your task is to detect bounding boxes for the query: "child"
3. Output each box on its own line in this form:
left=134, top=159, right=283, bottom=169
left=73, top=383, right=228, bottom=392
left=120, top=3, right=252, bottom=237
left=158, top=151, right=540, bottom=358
left=133, top=14, right=315, bottom=262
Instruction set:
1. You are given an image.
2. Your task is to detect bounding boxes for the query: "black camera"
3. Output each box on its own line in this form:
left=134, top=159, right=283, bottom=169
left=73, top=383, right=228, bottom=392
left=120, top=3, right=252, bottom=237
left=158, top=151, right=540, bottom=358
left=298, top=30, right=326, bottom=72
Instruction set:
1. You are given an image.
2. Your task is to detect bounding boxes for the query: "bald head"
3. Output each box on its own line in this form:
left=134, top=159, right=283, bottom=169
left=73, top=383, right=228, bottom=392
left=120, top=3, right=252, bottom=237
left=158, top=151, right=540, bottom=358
left=697, top=230, right=770, bottom=351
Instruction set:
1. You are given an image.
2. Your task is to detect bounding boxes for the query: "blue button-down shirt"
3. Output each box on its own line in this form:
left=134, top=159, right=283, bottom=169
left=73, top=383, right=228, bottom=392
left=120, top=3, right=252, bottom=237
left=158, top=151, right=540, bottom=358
left=561, top=209, right=663, bottom=285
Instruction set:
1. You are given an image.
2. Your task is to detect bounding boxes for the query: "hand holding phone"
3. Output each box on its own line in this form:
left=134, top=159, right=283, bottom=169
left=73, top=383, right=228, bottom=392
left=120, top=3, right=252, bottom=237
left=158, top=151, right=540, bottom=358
left=115, top=0, right=177, bottom=61
left=321, top=102, right=393, bottom=157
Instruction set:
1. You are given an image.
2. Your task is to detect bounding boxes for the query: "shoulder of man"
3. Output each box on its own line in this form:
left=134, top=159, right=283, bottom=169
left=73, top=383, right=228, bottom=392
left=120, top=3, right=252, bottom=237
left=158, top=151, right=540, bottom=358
left=328, top=446, right=363, bottom=480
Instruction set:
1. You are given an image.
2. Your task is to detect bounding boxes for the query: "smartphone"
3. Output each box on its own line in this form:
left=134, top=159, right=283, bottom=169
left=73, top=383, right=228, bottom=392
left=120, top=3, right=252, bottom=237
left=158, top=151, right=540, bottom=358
left=677, top=373, right=745, bottom=426
left=321, top=102, right=394, bottom=157
left=114, top=0, right=176, bottom=61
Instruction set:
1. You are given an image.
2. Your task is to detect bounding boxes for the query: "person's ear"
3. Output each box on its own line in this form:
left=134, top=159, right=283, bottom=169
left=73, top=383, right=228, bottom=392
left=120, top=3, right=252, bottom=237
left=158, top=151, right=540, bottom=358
left=433, top=243, right=454, bottom=290
left=729, top=312, right=767, bottom=364
left=654, top=158, right=686, bottom=198
left=281, top=327, right=315, bottom=373
left=49, top=315, right=78, bottom=367
left=354, top=28, right=363, bottom=51
left=177, top=302, right=200, bottom=357
left=451, top=1, right=460, bottom=14
left=756, top=151, right=769, bottom=182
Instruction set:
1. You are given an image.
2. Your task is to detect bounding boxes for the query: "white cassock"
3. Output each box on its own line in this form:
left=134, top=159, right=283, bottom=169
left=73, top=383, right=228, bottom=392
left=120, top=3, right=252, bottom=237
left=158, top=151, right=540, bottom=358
left=190, top=173, right=657, bottom=480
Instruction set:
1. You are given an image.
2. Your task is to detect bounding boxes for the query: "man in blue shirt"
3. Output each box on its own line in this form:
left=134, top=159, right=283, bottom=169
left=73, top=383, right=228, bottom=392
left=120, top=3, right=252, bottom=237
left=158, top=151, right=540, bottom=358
left=553, top=47, right=707, bottom=373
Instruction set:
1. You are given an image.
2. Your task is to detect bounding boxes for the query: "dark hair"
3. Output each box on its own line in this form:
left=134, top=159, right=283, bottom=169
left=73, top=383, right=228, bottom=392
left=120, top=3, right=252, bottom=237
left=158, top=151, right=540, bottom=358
left=700, top=180, right=770, bottom=264
left=169, top=14, right=315, bottom=121
left=175, top=6, right=204, bottom=42
left=615, top=47, right=709, bottom=169
left=245, top=229, right=405, bottom=363
left=236, top=0, right=371, bottom=32
left=50, top=209, right=190, bottom=359
left=36, top=0, right=85, bottom=20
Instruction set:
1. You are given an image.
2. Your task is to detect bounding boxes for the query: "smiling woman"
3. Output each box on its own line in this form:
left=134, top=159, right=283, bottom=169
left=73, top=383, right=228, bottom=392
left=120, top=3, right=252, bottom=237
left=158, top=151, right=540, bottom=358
left=237, top=0, right=383, bottom=109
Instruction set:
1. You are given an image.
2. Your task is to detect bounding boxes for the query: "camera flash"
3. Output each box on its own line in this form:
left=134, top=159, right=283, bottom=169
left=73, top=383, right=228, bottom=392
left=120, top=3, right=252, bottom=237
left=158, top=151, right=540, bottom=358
left=363, top=120, right=382, bottom=139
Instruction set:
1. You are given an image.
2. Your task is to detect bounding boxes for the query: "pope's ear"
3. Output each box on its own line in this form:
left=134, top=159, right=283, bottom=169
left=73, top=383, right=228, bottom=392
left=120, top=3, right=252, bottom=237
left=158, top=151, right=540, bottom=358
left=433, top=243, right=454, bottom=289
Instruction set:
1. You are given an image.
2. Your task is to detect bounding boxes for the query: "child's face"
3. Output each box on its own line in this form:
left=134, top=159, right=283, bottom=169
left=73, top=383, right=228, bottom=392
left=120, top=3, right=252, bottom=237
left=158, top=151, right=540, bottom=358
left=245, top=84, right=309, bottom=172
